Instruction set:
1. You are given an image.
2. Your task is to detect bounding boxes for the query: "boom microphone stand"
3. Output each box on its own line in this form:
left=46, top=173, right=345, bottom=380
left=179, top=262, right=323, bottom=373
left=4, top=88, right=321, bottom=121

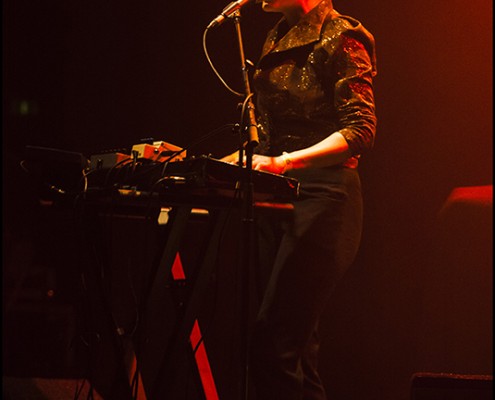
left=232, top=10, right=259, bottom=400
left=206, top=2, right=259, bottom=398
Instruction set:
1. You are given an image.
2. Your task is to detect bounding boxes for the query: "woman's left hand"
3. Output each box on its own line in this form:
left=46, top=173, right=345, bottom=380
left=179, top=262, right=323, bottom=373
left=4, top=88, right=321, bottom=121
left=252, top=154, right=286, bottom=174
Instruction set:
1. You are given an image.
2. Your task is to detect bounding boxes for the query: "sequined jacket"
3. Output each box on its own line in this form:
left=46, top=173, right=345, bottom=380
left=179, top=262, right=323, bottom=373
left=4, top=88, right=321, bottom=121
left=253, top=0, right=377, bottom=168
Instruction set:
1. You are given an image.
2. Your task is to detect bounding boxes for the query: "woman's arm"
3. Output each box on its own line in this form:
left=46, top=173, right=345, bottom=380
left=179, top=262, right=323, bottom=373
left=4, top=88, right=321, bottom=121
left=251, top=131, right=352, bottom=174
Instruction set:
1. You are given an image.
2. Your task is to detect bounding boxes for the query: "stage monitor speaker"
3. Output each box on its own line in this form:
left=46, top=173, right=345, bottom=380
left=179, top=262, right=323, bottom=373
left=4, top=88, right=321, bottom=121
left=410, top=372, right=492, bottom=400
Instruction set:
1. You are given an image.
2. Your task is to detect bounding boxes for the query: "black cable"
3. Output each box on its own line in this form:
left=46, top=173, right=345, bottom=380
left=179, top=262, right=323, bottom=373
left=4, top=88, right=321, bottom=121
left=157, top=123, right=237, bottom=166
left=137, top=122, right=239, bottom=224
left=103, top=157, right=135, bottom=188
left=203, top=27, right=244, bottom=98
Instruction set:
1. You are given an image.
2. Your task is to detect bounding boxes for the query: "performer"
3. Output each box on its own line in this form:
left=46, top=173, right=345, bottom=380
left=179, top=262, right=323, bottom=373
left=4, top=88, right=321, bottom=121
left=223, top=0, right=377, bottom=398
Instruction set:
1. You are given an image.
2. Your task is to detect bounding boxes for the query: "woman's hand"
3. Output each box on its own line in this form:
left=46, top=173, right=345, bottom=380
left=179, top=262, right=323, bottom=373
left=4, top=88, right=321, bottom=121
left=220, top=152, right=290, bottom=174
left=252, top=154, right=287, bottom=174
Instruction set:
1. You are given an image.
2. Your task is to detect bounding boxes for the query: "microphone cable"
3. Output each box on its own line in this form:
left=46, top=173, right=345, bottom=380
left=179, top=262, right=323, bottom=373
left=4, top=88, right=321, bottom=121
left=203, top=27, right=244, bottom=98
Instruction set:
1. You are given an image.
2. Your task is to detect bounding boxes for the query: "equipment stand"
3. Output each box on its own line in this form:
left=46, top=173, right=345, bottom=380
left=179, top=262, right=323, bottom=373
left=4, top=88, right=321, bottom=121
left=232, top=10, right=259, bottom=400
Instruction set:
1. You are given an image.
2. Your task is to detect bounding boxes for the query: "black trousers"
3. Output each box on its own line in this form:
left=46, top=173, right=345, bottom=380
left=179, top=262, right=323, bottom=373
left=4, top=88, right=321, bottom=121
left=250, top=166, right=363, bottom=400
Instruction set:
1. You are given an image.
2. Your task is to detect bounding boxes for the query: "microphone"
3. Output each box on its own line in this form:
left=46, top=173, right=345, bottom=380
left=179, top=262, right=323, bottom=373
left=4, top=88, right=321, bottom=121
left=207, top=0, right=255, bottom=29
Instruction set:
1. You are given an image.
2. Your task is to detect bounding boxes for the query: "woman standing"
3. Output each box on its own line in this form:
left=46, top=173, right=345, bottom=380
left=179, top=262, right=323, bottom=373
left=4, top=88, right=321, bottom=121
left=224, top=1, right=377, bottom=398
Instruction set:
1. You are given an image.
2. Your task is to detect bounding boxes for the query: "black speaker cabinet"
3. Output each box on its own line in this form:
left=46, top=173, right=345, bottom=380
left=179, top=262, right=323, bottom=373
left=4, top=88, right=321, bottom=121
left=411, top=372, right=493, bottom=400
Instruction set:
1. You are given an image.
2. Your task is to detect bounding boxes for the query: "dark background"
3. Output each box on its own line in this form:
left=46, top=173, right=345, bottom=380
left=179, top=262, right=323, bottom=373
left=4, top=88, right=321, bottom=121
left=3, top=1, right=492, bottom=399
